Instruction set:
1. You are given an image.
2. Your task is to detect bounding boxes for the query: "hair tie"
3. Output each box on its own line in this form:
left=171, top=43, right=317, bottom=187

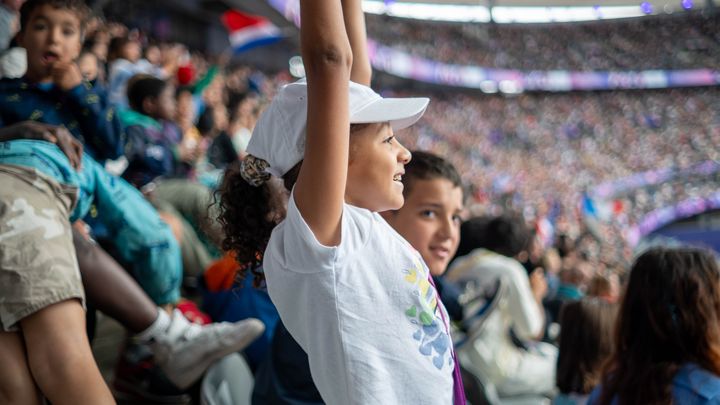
left=240, top=155, right=271, bottom=187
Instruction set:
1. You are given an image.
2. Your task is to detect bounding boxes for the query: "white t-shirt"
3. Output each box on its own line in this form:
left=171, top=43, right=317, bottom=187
left=263, top=193, right=455, bottom=405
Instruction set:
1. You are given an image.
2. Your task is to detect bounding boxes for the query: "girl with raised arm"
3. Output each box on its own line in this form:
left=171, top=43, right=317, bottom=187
left=218, top=0, right=465, bottom=403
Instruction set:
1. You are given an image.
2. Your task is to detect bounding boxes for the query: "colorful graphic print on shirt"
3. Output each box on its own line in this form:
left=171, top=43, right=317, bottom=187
left=403, top=255, right=454, bottom=371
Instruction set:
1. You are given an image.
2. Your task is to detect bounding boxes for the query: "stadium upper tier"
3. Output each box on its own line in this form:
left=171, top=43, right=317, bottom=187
left=395, top=85, right=719, bottom=258
left=365, top=13, right=720, bottom=71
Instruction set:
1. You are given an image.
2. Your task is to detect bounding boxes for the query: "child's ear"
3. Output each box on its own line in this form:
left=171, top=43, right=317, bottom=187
left=15, top=30, right=25, bottom=49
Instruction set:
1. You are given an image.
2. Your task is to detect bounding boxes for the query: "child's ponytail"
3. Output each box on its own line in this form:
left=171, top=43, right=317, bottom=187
left=216, top=157, right=279, bottom=273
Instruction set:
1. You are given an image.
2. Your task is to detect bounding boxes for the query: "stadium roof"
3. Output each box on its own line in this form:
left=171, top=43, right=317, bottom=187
left=362, top=0, right=719, bottom=23
left=395, top=0, right=715, bottom=5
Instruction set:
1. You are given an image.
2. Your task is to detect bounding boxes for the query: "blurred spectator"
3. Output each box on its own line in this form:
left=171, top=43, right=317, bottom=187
left=589, top=247, right=720, bottom=404
left=586, top=272, right=621, bottom=303
left=399, top=86, right=720, bottom=268
left=446, top=215, right=556, bottom=397
left=0, top=0, right=23, bottom=52
left=555, top=298, right=617, bottom=405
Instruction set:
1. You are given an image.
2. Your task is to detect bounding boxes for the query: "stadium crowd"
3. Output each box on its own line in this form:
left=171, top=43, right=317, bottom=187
left=366, top=12, right=720, bottom=71
left=399, top=86, right=720, bottom=265
left=1, top=0, right=719, bottom=404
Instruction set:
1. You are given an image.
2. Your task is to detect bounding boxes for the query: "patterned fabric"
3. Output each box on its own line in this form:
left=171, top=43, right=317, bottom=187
left=0, top=164, right=84, bottom=331
left=0, top=77, right=124, bottom=162
left=240, top=155, right=271, bottom=187
left=0, top=140, right=183, bottom=305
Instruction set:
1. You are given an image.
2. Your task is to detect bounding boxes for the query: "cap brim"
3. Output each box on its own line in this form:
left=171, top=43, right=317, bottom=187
left=350, top=97, right=429, bottom=130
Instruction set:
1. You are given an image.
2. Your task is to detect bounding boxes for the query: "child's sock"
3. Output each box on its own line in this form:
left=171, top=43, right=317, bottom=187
left=135, top=308, right=171, bottom=343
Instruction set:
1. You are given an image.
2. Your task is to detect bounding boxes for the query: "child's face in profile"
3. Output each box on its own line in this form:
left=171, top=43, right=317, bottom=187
left=383, top=178, right=464, bottom=276
left=18, top=4, right=82, bottom=82
left=78, top=52, right=98, bottom=81
left=346, top=122, right=411, bottom=212
left=155, top=85, right=177, bottom=121
left=176, top=90, right=194, bottom=124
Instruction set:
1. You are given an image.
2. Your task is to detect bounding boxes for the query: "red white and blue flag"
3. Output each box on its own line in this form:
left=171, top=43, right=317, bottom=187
left=222, top=10, right=283, bottom=53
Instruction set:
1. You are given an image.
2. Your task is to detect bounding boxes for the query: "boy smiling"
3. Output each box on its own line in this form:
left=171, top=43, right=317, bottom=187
left=382, top=150, right=465, bottom=278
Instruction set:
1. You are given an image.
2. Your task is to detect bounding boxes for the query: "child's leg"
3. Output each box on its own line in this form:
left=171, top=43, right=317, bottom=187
left=84, top=157, right=182, bottom=305
left=20, top=299, right=114, bottom=405
left=0, top=332, right=41, bottom=405
left=73, top=229, right=158, bottom=333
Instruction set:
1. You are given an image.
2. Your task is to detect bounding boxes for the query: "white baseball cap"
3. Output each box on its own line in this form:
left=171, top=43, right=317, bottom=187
left=246, top=79, right=430, bottom=177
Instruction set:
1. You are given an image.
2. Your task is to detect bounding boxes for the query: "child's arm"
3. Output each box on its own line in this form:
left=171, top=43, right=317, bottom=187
left=293, top=0, right=353, bottom=247
left=56, top=63, right=124, bottom=162
left=342, top=0, right=371, bottom=86
left=65, top=82, right=124, bottom=161
left=0, top=121, right=83, bottom=170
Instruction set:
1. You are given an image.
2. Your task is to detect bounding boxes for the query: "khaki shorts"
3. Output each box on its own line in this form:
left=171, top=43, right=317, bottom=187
left=0, top=165, right=85, bottom=332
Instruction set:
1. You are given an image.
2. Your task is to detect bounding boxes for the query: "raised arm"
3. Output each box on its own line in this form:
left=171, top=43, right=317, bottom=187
left=293, top=0, right=353, bottom=246
left=342, top=0, right=371, bottom=86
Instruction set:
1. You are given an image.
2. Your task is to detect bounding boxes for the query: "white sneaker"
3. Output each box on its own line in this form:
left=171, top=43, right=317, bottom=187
left=151, top=310, right=264, bottom=389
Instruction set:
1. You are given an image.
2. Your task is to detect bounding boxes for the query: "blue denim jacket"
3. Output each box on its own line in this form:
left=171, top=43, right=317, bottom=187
left=0, top=140, right=94, bottom=222
left=588, top=363, right=720, bottom=404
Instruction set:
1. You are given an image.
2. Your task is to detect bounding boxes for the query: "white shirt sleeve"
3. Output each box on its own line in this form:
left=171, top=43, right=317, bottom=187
left=279, top=190, right=371, bottom=273
left=505, top=259, right=543, bottom=339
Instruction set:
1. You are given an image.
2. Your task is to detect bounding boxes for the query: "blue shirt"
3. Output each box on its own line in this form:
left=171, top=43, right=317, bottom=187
left=588, top=364, right=720, bottom=405
left=0, top=77, right=124, bottom=162
left=119, top=109, right=183, bottom=188
left=0, top=140, right=96, bottom=222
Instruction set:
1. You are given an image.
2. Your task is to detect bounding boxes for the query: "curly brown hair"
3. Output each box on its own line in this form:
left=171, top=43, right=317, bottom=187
left=216, top=124, right=374, bottom=285
left=215, top=160, right=300, bottom=284
left=597, top=247, right=720, bottom=405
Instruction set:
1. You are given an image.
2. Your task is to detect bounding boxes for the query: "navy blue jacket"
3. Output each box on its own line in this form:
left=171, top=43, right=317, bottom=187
left=0, top=77, right=124, bottom=162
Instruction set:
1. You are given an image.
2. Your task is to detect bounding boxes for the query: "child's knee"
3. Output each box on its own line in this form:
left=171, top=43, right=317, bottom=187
left=20, top=300, right=94, bottom=383
left=0, top=381, right=41, bottom=405
left=0, top=334, right=41, bottom=405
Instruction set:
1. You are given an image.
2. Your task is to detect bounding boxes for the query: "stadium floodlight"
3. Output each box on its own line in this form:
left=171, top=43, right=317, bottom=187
left=498, top=80, right=523, bottom=94
left=363, top=0, right=491, bottom=22
left=362, top=0, right=648, bottom=23
left=289, top=55, right=305, bottom=78
left=479, top=80, right=498, bottom=94
left=270, top=0, right=695, bottom=24
left=490, top=5, right=646, bottom=23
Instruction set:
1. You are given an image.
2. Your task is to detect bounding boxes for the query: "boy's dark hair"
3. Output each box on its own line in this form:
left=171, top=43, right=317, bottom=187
left=456, top=214, right=531, bottom=259
left=20, top=0, right=91, bottom=33
left=197, top=107, right=216, bottom=136
left=402, top=150, right=463, bottom=198
left=107, top=35, right=134, bottom=62
left=127, top=75, right=167, bottom=115
left=453, top=216, right=491, bottom=262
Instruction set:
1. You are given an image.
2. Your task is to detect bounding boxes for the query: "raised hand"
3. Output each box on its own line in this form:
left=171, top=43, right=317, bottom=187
left=51, top=61, right=84, bottom=91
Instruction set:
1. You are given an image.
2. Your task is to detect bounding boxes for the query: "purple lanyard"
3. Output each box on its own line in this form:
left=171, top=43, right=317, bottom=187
left=428, top=275, right=467, bottom=405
